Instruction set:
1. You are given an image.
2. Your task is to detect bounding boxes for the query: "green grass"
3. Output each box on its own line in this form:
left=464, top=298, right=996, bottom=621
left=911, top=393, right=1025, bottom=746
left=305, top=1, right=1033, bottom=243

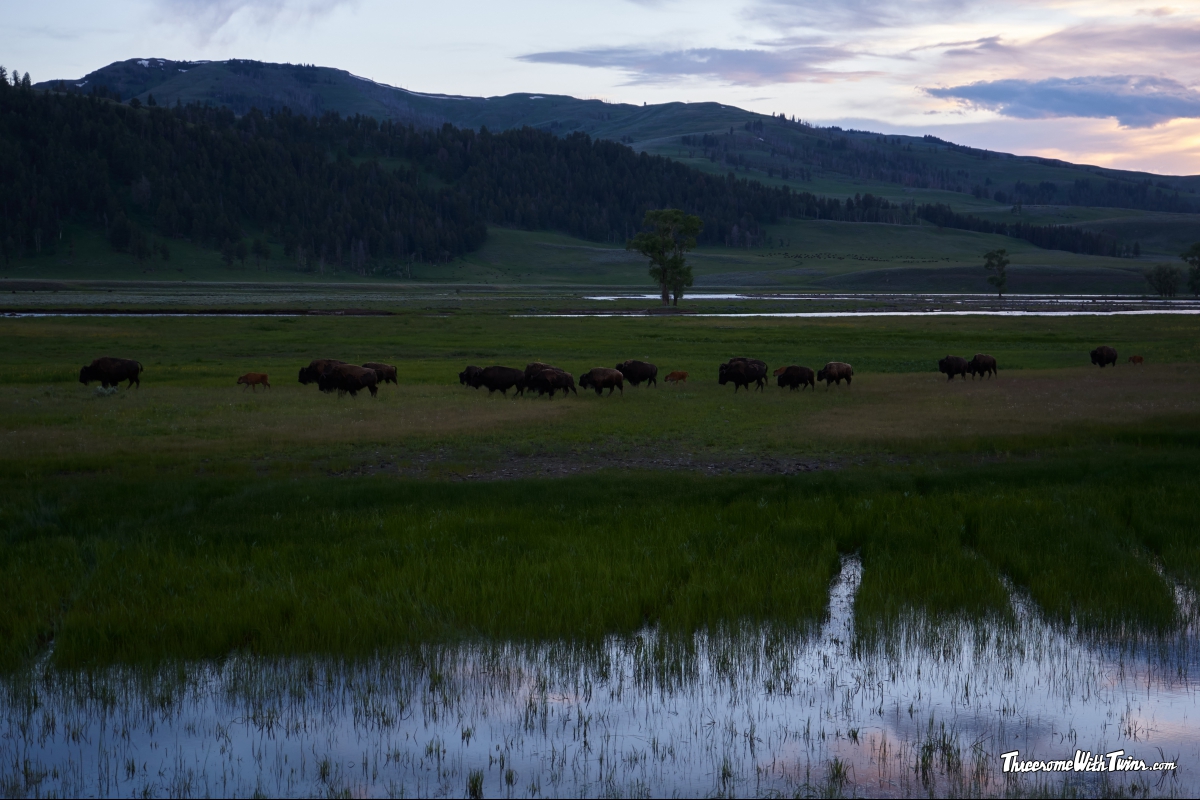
left=2, top=209, right=1159, bottom=292
left=1, top=446, right=1195, bottom=669
left=1, top=312, right=1198, bottom=670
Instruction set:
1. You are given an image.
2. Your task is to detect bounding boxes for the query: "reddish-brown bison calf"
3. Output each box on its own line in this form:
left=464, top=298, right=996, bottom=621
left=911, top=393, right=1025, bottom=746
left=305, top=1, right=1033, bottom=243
left=664, top=371, right=688, bottom=384
left=1128, top=355, right=1144, bottom=365
left=237, top=373, right=270, bottom=391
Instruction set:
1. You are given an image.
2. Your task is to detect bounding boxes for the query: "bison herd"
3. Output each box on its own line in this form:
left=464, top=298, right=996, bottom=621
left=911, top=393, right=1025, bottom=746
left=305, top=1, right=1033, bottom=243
left=75, top=345, right=1132, bottom=398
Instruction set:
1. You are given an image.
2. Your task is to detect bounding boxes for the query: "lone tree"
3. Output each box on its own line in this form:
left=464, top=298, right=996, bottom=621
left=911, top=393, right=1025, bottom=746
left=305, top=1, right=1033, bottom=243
left=627, top=209, right=702, bottom=306
left=1181, top=242, right=1200, bottom=296
left=1144, top=263, right=1183, bottom=297
left=984, top=249, right=1009, bottom=297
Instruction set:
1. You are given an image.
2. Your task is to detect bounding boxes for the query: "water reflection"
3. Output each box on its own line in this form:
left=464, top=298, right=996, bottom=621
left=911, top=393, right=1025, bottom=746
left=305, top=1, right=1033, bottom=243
left=3, top=558, right=1196, bottom=797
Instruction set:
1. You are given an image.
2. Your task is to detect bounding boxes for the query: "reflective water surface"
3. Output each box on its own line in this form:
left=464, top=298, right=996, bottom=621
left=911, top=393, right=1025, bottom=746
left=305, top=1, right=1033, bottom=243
left=3, top=558, right=1198, bottom=798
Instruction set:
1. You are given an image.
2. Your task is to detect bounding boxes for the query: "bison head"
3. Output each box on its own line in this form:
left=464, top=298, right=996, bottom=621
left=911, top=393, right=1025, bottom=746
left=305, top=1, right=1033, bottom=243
left=938, top=357, right=950, bottom=374
left=298, top=366, right=315, bottom=384
left=1090, top=349, right=1102, bottom=365
left=78, top=365, right=96, bottom=385
left=816, top=367, right=827, bottom=382
left=578, top=372, right=594, bottom=389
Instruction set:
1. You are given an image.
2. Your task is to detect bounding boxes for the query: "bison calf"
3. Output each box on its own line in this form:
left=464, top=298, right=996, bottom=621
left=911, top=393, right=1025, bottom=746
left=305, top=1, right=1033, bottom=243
left=1128, top=355, right=1144, bottom=365
left=1091, top=346, right=1118, bottom=368
left=237, top=373, right=270, bottom=391
left=79, top=357, right=143, bottom=389
left=664, top=370, right=688, bottom=384
left=938, top=355, right=969, bottom=381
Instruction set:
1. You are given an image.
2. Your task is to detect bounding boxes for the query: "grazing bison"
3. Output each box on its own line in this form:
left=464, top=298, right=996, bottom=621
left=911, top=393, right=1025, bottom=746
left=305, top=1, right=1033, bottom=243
left=1090, top=346, right=1118, bottom=368
left=1128, top=355, right=1144, bottom=365
left=580, top=367, right=624, bottom=396
left=968, top=354, right=998, bottom=379
left=664, top=371, right=688, bottom=384
left=719, top=357, right=768, bottom=393
left=237, top=373, right=270, bottom=391
left=477, top=366, right=527, bottom=396
left=528, top=368, right=577, bottom=398
left=459, top=365, right=483, bottom=387
left=776, top=365, right=816, bottom=391
left=79, top=357, right=143, bottom=389
left=938, top=355, right=970, bottom=381
left=298, top=359, right=346, bottom=386
left=363, top=362, right=397, bottom=385
left=615, top=360, right=657, bottom=387
left=816, top=362, right=854, bottom=387
left=317, top=364, right=379, bottom=398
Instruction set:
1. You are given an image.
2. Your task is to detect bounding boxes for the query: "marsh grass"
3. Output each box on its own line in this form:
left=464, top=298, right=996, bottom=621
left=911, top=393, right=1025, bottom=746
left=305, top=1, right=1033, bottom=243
left=1, top=444, right=1195, bottom=669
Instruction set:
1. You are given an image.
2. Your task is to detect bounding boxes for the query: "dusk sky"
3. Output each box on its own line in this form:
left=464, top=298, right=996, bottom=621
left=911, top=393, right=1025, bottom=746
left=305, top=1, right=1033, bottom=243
left=7, top=0, right=1199, bottom=174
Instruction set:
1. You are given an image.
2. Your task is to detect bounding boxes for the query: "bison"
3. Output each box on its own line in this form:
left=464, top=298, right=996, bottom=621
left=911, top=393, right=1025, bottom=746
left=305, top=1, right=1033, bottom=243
left=938, top=355, right=970, bottom=381
left=459, top=365, right=483, bottom=387
left=776, top=365, right=816, bottom=391
left=1091, top=346, right=1118, bottom=368
left=719, top=357, right=768, bottom=393
left=527, top=368, right=577, bottom=398
left=363, top=362, right=397, bottom=385
left=968, top=354, right=998, bottom=379
left=316, top=364, right=379, bottom=398
left=664, top=371, right=688, bottom=384
left=298, top=359, right=345, bottom=386
left=79, top=357, right=143, bottom=389
left=1128, top=355, right=1144, bottom=365
left=816, top=362, right=854, bottom=387
left=476, top=366, right=526, bottom=396
left=237, top=373, right=270, bottom=391
left=615, top=360, right=657, bottom=387
left=580, top=367, right=624, bottom=396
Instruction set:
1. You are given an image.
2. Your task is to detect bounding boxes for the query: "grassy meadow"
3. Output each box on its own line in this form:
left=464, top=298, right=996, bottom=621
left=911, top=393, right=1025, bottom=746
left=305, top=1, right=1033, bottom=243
left=2, top=311, right=1199, bottom=669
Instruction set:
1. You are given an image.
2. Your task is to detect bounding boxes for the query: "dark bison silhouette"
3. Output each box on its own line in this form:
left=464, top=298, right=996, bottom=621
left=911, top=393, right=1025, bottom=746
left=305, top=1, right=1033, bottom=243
left=317, top=364, right=379, bottom=397
left=615, top=360, right=657, bottom=387
left=363, top=362, right=397, bottom=385
left=1091, top=346, right=1118, bottom=368
left=719, top=357, right=768, bottom=393
left=528, top=368, right=577, bottom=398
left=776, top=365, right=815, bottom=391
left=816, top=362, right=854, bottom=387
left=79, top=357, right=143, bottom=389
left=459, top=366, right=483, bottom=387
left=299, top=359, right=346, bottom=386
left=968, top=354, right=998, bottom=379
left=580, top=367, right=624, bottom=396
left=475, top=366, right=526, bottom=396
left=938, top=355, right=969, bottom=381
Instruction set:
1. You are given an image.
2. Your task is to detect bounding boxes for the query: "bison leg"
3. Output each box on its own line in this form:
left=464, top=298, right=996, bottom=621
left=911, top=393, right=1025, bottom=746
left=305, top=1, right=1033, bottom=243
left=369, top=386, right=378, bottom=398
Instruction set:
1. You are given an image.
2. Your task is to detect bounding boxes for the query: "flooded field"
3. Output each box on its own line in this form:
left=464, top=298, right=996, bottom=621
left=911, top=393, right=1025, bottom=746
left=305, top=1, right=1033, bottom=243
left=5, top=559, right=1197, bottom=798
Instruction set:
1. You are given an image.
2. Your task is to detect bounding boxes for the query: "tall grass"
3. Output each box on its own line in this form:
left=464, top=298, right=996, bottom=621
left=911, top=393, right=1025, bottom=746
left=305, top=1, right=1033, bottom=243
left=2, top=444, right=1195, bottom=669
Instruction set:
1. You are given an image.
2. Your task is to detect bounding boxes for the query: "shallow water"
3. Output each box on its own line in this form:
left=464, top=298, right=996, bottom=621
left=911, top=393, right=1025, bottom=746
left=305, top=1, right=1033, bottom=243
left=3, top=558, right=1197, bottom=798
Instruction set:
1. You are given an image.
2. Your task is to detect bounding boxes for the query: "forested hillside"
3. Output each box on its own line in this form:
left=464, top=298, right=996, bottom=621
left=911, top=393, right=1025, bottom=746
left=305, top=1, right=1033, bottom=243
left=0, top=78, right=915, bottom=274
left=35, top=58, right=1200, bottom=220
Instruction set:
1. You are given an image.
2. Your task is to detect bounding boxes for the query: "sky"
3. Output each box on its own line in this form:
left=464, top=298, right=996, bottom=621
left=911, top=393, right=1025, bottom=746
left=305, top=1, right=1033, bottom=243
left=6, top=0, right=1200, bottom=175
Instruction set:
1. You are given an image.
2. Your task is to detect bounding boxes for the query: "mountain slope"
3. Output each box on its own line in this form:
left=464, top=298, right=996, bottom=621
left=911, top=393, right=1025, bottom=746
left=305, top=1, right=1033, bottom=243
left=36, top=58, right=1200, bottom=218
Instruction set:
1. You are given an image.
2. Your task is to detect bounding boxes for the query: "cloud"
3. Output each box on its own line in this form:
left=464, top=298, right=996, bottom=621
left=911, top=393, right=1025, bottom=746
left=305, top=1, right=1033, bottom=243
left=748, top=0, right=974, bottom=31
left=926, top=74, right=1200, bottom=128
left=517, top=45, right=862, bottom=85
left=153, top=0, right=353, bottom=38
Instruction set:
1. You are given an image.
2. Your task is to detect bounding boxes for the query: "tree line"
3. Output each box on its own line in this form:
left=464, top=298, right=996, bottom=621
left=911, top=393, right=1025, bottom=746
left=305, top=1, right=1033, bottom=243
left=916, top=204, right=1123, bottom=257
left=0, top=76, right=920, bottom=274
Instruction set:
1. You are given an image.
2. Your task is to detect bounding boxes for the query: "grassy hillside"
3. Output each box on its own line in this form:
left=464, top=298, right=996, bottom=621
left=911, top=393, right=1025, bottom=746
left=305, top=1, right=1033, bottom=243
left=2, top=220, right=1152, bottom=293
